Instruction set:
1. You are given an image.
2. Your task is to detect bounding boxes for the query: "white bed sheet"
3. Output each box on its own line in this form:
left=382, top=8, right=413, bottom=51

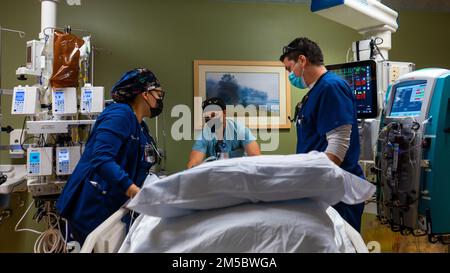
left=127, top=152, right=376, bottom=219
left=119, top=199, right=361, bottom=253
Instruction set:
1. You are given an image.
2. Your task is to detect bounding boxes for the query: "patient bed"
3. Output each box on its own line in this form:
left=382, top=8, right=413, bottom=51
left=80, top=201, right=370, bottom=253
left=80, top=153, right=375, bottom=253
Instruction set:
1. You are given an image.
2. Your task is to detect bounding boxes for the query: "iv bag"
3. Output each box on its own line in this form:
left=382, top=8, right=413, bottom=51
left=50, top=30, right=85, bottom=88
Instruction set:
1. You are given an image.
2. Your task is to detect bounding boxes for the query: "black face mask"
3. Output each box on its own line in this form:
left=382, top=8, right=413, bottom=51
left=144, top=92, right=164, bottom=119
left=205, top=116, right=224, bottom=134
left=150, top=98, right=164, bottom=118
left=205, top=117, right=215, bottom=133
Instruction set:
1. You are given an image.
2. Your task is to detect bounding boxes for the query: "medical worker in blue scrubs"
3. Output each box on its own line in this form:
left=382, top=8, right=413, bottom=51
left=56, top=68, right=164, bottom=244
left=280, top=37, right=365, bottom=232
left=187, top=97, right=261, bottom=168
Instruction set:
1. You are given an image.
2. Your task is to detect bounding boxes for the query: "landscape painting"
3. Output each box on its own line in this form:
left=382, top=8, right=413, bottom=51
left=194, top=60, right=291, bottom=129
left=205, top=72, right=280, bottom=116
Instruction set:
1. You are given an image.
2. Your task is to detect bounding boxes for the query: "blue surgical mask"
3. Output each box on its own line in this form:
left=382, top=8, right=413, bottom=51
left=289, top=62, right=307, bottom=89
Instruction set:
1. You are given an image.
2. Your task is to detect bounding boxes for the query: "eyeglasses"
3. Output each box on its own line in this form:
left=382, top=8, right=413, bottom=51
left=148, top=89, right=165, bottom=100
left=283, top=45, right=298, bottom=55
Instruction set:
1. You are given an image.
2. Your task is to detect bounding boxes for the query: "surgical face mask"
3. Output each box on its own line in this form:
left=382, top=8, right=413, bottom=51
left=205, top=117, right=216, bottom=133
left=204, top=111, right=223, bottom=134
left=289, top=62, right=307, bottom=89
left=150, top=98, right=163, bottom=118
left=144, top=92, right=164, bottom=118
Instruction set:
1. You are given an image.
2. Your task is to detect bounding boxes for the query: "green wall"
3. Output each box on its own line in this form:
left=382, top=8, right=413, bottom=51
left=1, top=0, right=449, bottom=253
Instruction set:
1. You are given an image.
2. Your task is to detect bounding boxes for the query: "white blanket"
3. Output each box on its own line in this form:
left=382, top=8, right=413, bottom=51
left=119, top=199, right=361, bottom=253
left=127, top=152, right=376, bottom=218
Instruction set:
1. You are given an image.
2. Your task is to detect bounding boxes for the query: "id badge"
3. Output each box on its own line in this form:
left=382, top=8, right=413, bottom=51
left=144, top=144, right=156, bottom=164
left=297, top=114, right=304, bottom=126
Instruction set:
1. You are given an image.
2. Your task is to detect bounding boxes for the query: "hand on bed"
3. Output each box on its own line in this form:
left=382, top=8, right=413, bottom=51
left=126, top=184, right=140, bottom=198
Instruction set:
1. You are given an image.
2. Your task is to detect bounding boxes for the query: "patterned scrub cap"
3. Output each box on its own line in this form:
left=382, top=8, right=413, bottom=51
left=111, top=68, right=161, bottom=103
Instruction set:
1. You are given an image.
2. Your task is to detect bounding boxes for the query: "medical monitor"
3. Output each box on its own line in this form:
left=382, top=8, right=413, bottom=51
left=326, top=60, right=378, bottom=119
left=389, top=80, right=427, bottom=117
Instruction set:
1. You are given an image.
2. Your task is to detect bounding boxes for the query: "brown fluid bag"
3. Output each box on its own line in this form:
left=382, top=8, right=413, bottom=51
left=50, top=31, right=85, bottom=88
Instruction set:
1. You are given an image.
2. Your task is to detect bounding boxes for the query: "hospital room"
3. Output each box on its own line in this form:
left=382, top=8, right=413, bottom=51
left=1, top=0, right=450, bottom=259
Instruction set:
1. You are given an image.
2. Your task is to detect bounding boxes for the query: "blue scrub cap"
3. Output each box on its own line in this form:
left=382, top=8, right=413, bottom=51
left=111, top=68, right=161, bottom=103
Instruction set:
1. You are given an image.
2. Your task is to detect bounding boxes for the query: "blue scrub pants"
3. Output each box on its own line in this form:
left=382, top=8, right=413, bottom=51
left=62, top=222, right=88, bottom=247
left=332, top=202, right=365, bottom=232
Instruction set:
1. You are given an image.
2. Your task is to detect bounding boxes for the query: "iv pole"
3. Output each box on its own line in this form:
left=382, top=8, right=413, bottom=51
left=0, top=26, right=26, bottom=183
left=0, top=26, right=26, bottom=131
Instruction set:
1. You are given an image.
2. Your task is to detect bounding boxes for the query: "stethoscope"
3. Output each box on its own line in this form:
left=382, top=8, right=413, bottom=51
left=288, top=71, right=329, bottom=126
left=289, top=93, right=310, bottom=125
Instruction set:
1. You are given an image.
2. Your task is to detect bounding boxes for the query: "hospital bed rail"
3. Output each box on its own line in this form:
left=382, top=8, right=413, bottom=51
left=80, top=208, right=128, bottom=253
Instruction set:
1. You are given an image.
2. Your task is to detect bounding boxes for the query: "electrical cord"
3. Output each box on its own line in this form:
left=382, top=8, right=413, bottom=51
left=63, top=218, right=68, bottom=247
left=397, top=144, right=423, bottom=154
left=15, top=201, right=43, bottom=235
left=19, top=116, right=28, bottom=151
left=15, top=200, right=68, bottom=253
left=21, top=136, right=41, bottom=152
left=34, top=211, right=67, bottom=253
left=371, top=37, right=386, bottom=61
left=346, top=46, right=353, bottom=63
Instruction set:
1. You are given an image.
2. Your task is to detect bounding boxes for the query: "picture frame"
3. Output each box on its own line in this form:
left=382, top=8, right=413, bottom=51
left=194, top=60, right=291, bottom=130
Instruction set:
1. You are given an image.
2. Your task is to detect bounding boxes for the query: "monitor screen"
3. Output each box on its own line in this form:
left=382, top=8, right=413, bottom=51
left=389, top=81, right=427, bottom=117
left=15, top=91, right=25, bottom=102
left=58, top=150, right=70, bottom=163
left=30, top=152, right=40, bottom=164
left=55, top=91, right=64, bottom=102
left=83, top=90, right=92, bottom=100
left=326, top=60, right=378, bottom=119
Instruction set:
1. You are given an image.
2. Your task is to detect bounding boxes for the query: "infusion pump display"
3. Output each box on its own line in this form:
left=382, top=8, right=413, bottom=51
left=56, top=146, right=81, bottom=175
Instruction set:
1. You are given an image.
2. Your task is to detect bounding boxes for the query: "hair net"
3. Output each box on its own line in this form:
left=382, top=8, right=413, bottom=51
left=111, top=68, right=161, bottom=103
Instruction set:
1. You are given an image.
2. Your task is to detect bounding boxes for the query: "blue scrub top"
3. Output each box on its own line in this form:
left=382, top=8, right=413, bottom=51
left=296, top=71, right=364, bottom=178
left=192, top=118, right=256, bottom=158
left=56, top=103, right=155, bottom=236
left=296, top=71, right=365, bottom=232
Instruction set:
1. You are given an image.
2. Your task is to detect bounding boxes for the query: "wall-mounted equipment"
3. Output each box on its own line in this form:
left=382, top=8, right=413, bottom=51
left=81, top=85, right=104, bottom=114
left=27, top=147, right=53, bottom=176
left=56, top=146, right=81, bottom=175
left=9, top=129, right=25, bottom=158
left=11, top=86, right=40, bottom=115
left=52, top=87, right=77, bottom=116
left=15, top=40, right=45, bottom=78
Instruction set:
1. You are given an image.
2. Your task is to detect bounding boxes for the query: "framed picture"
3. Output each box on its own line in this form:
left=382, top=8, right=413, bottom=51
left=194, top=60, right=291, bottom=129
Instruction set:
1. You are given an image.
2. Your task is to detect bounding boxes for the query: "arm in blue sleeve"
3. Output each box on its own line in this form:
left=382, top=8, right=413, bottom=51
left=90, top=114, right=134, bottom=193
left=234, top=121, right=256, bottom=146
left=242, top=126, right=257, bottom=146
left=316, top=83, right=355, bottom=136
left=192, top=137, right=208, bottom=154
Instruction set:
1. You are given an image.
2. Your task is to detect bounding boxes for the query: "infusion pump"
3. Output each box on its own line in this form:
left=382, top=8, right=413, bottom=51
left=12, top=84, right=105, bottom=116
left=27, top=146, right=82, bottom=177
